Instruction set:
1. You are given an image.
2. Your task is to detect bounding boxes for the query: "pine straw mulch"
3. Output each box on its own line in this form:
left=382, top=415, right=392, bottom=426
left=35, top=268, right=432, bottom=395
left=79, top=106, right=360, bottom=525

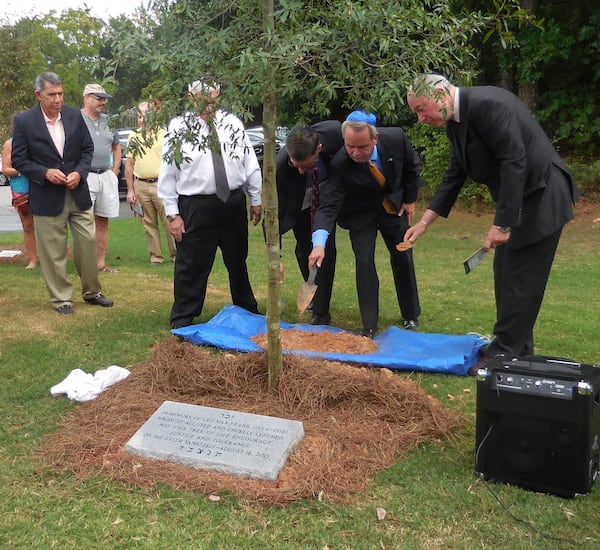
left=0, top=243, right=73, bottom=265
left=40, top=337, right=460, bottom=505
left=0, top=243, right=28, bottom=265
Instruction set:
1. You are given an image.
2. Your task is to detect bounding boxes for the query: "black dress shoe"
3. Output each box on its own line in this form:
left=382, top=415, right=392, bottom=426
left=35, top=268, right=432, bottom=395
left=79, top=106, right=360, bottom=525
left=360, top=328, right=376, bottom=339
left=310, top=312, right=331, bottom=325
left=84, top=293, right=113, bottom=307
left=56, top=304, right=73, bottom=315
left=468, top=354, right=491, bottom=376
left=403, top=319, right=418, bottom=330
left=171, top=319, right=192, bottom=329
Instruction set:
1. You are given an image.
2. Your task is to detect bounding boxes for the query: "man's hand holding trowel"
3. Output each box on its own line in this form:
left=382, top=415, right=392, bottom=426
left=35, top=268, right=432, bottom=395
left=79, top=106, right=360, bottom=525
left=297, top=247, right=324, bottom=313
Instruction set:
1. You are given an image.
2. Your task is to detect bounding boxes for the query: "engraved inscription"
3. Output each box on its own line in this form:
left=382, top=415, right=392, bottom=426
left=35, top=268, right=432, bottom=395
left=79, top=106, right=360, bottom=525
left=125, top=401, right=304, bottom=481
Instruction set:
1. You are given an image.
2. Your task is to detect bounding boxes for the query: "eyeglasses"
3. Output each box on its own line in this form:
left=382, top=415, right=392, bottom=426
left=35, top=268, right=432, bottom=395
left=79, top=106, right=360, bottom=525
left=92, top=95, right=108, bottom=102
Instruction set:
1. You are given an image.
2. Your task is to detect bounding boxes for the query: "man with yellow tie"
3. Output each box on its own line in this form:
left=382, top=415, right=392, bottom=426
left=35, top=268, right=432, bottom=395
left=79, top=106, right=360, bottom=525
left=308, top=111, right=421, bottom=337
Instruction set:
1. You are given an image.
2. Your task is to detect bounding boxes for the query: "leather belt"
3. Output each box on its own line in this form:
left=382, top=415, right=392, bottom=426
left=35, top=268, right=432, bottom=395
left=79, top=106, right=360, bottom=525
left=89, top=168, right=109, bottom=174
left=136, top=177, right=159, bottom=183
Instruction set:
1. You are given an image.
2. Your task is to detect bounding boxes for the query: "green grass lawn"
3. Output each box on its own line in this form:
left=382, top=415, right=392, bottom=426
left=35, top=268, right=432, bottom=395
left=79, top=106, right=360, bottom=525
left=0, top=204, right=599, bottom=549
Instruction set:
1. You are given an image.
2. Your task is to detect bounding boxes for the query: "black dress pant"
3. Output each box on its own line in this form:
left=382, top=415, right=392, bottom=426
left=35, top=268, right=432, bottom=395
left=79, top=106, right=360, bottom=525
left=170, top=191, right=258, bottom=326
left=348, top=210, right=420, bottom=331
left=292, top=208, right=336, bottom=316
left=487, top=227, right=562, bottom=358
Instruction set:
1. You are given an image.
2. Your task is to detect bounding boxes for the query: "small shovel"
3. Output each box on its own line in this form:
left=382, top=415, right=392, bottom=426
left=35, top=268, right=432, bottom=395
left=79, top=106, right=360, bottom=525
left=296, top=265, right=319, bottom=313
left=395, top=241, right=414, bottom=252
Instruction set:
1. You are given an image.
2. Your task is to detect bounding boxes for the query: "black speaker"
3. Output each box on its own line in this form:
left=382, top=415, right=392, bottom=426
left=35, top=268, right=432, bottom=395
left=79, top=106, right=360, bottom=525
left=475, top=355, right=600, bottom=498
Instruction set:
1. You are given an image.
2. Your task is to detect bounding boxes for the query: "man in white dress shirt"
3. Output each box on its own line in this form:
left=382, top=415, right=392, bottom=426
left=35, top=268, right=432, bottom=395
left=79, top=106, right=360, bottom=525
left=158, top=80, right=262, bottom=329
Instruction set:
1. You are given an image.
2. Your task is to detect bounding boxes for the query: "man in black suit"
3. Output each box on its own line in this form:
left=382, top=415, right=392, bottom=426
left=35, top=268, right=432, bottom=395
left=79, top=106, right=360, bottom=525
left=405, top=74, right=579, bottom=366
left=308, top=111, right=421, bottom=337
left=276, top=122, right=343, bottom=324
left=12, top=71, right=113, bottom=314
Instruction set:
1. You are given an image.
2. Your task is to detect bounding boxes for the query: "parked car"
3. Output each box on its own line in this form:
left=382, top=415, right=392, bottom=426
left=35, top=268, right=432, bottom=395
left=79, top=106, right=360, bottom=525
left=116, top=128, right=134, bottom=198
left=246, top=126, right=287, bottom=166
left=0, top=157, right=8, bottom=186
left=112, top=126, right=286, bottom=197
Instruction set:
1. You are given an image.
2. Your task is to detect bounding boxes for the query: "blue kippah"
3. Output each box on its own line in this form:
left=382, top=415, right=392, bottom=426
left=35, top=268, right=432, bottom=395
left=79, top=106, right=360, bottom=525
left=346, top=110, right=377, bottom=125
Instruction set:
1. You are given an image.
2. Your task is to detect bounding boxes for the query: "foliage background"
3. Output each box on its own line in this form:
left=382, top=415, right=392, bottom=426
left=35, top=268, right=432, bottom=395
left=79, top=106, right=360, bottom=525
left=1, top=1, right=598, bottom=205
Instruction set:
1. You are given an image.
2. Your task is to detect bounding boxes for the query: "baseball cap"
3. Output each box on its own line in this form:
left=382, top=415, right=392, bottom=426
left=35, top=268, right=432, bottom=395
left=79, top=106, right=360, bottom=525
left=188, top=79, right=220, bottom=95
left=83, top=83, right=112, bottom=98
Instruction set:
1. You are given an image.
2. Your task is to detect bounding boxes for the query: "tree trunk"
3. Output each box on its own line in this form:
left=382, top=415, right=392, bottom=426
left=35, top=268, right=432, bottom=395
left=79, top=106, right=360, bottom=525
left=262, top=0, right=283, bottom=391
left=517, top=0, right=538, bottom=112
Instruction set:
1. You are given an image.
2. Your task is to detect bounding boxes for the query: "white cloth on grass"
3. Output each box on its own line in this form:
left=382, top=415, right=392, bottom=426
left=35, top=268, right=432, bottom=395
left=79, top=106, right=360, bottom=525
left=50, top=365, right=130, bottom=402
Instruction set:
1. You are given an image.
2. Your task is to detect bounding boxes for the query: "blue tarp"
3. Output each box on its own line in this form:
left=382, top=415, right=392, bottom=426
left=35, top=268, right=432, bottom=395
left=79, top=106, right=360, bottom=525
left=172, top=305, right=489, bottom=376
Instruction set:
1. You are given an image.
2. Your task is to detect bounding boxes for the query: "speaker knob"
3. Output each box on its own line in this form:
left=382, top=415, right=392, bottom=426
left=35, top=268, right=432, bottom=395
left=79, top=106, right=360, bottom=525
left=577, top=381, right=592, bottom=396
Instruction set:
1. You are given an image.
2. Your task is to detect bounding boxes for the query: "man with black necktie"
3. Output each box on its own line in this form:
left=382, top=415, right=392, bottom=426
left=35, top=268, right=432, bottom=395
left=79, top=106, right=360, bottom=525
left=405, top=74, right=579, bottom=369
left=158, top=79, right=262, bottom=329
left=308, top=111, right=422, bottom=337
left=275, top=122, right=343, bottom=325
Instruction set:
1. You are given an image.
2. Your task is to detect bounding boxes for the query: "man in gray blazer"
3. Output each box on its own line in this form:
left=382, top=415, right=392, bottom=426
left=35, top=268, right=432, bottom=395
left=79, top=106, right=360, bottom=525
left=405, top=74, right=578, bottom=369
left=12, top=71, right=113, bottom=314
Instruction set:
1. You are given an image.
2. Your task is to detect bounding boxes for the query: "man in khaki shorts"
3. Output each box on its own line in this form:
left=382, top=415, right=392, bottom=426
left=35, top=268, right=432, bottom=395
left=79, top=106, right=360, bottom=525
left=81, top=83, right=122, bottom=272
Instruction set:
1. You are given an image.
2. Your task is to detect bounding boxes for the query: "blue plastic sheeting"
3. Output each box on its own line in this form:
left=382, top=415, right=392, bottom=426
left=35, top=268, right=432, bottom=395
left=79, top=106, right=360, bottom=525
left=171, top=305, right=489, bottom=377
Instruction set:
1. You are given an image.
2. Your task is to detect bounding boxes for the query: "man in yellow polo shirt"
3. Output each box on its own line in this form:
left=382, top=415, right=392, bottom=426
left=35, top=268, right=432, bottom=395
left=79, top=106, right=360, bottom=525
left=125, top=102, right=176, bottom=265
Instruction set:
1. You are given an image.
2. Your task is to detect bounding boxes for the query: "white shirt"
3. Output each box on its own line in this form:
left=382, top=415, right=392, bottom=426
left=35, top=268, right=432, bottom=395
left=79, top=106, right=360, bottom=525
left=453, top=87, right=461, bottom=123
left=158, top=109, right=262, bottom=216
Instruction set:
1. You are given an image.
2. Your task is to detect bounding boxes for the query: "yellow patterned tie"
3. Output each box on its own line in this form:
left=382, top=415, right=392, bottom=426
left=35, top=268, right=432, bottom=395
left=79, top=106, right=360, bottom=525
left=368, top=161, right=396, bottom=214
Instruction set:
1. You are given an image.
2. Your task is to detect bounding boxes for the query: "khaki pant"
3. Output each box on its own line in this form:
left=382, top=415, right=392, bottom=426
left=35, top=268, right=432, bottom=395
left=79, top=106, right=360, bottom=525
left=134, top=178, right=176, bottom=263
left=34, top=191, right=102, bottom=308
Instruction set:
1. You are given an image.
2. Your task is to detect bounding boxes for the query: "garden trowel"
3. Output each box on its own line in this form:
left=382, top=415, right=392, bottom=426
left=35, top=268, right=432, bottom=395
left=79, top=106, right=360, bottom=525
left=296, top=265, right=319, bottom=313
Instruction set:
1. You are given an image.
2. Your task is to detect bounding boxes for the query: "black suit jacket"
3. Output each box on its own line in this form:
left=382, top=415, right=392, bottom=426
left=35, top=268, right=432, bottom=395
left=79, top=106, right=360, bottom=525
left=316, top=127, right=420, bottom=233
left=275, top=120, right=343, bottom=234
left=429, top=86, right=578, bottom=248
left=12, top=103, right=94, bottom=216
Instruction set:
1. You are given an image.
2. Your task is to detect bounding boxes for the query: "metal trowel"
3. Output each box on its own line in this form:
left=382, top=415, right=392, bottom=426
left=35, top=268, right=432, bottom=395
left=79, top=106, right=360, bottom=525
left=296, top=265, right=319, bottom=312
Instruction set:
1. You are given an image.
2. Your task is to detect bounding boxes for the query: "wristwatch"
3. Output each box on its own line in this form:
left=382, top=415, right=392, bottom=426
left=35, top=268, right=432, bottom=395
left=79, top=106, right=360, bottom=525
left=498, top=226, right=511, bottom=233
left=167, top=214, right=180, bottom=222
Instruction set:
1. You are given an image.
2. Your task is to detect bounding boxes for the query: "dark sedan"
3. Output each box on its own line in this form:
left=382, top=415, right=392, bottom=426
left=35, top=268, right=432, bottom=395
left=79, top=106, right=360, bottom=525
left=246, top=126, right=287, bottom=166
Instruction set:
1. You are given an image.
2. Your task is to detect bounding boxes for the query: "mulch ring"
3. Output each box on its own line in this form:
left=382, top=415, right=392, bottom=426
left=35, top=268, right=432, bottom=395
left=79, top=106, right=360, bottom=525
left=0, top=244, right=28, bottom=265
left=0, top=244, right=73, bottom=264
left=40, top=337, right=461, bottom=505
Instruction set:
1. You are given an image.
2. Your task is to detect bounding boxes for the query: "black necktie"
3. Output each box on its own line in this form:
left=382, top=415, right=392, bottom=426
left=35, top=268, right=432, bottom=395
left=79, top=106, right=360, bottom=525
left=310, top=168, right=319, bottom=230
left=210, top=125, right=230, bottom=202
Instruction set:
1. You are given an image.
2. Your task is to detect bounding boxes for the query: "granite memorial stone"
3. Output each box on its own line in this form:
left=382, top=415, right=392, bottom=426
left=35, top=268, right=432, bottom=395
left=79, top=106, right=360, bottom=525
left=125, top=400, right=305, bottom=481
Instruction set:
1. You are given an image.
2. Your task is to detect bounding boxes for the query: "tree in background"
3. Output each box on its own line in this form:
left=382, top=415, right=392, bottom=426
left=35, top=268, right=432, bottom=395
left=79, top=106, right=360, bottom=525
left=101, top=13, right=158, bottom=117
left=0, top=9, right=107, bottom=138
left=469, top=0, right=600, bottom=155
left=0, top=18, right=37, bottom=137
